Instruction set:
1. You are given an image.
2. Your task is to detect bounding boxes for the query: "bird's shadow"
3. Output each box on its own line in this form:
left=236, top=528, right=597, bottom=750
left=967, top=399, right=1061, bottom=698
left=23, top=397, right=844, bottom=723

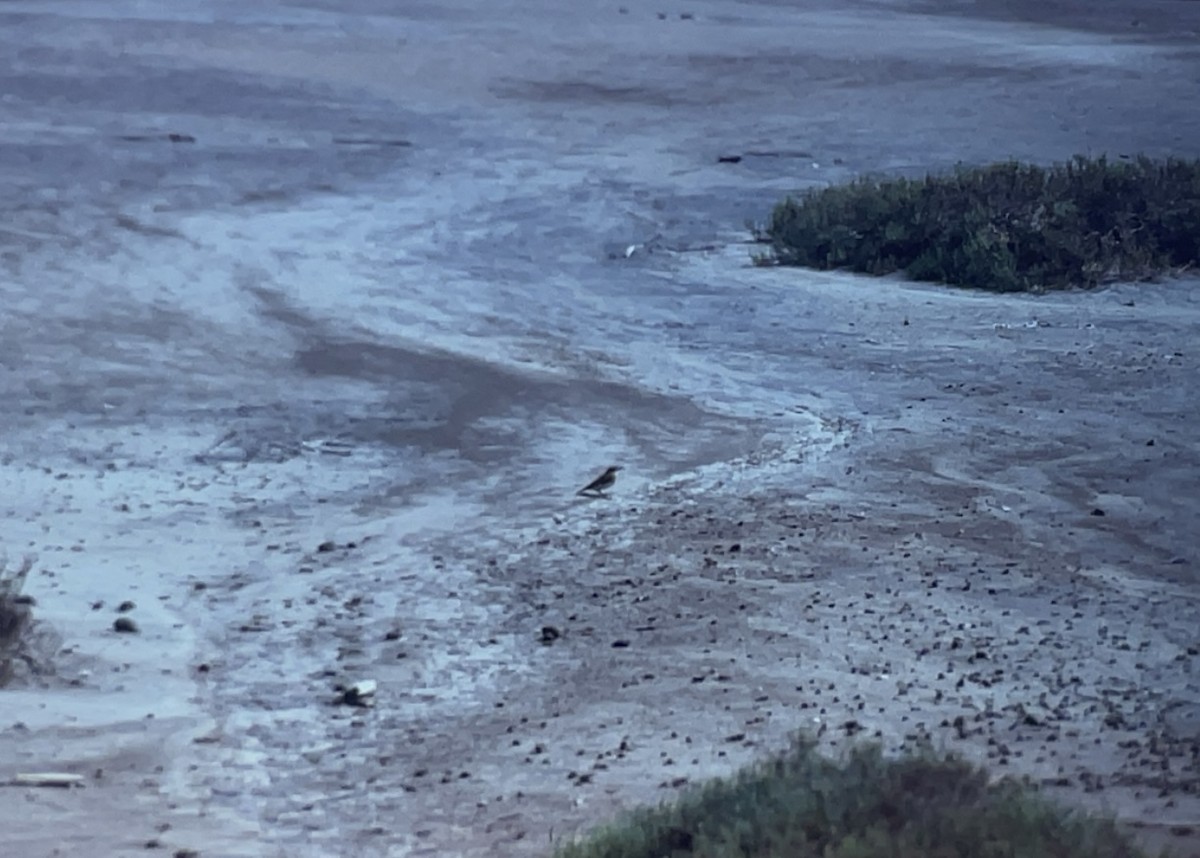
left=572, top=491, right=611, bottom=504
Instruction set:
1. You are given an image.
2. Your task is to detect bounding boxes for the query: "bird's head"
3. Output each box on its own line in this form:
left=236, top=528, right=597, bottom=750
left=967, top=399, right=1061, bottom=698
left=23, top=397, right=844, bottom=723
left=607, top=465, right=623, bottom=474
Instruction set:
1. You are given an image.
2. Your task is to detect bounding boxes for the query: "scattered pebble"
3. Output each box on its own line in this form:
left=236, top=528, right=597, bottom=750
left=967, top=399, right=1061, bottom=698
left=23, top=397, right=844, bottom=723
left=337, top=680, right=377, bottom=708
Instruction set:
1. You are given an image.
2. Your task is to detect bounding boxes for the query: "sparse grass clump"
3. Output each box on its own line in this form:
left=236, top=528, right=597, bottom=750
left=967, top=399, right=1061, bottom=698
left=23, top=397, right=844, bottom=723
left=0, top=556, right=35, bottom=687
left=555, top=737, right=1146, bottom=858
left=760, top=155, right=1200, bottom=291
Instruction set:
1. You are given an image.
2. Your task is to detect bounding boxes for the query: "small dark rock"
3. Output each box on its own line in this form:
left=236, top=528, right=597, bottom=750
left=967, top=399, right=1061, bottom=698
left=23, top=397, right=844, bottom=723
left=384, top=628, right=403, bottom=641
left=113, top=617, right=139, bottom=634
left=539, top=625, right=561, bottom=644
left=117, top=600, right=136, bottom=613
left=338, top=680, right=377, bottom=707
left=316, top=540, right=337, bottom=553
left=611, top=639, right=630, bottom=648
left=1091, top=508, right=1106, bottom=517
left=717, top=155, right=742, bottom=164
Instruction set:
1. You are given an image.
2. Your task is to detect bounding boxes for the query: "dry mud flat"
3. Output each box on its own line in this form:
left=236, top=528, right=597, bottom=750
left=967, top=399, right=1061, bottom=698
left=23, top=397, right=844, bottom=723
left=186, top=280, right=1200, bottom=858
left=6, top=271, right=1200, bottom=858
left=1, top=0, right=1200, bottom=856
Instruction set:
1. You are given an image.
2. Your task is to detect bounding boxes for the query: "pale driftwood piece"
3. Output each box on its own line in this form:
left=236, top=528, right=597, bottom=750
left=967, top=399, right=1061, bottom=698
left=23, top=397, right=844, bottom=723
left=10, top=772, right=85, bottom=788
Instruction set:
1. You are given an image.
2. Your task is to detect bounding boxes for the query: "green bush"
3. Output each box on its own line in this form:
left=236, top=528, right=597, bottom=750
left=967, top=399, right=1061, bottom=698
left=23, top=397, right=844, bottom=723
left=555, top=737, right=1147, bottom=858
left=762, top=155, right=1200, bottom=291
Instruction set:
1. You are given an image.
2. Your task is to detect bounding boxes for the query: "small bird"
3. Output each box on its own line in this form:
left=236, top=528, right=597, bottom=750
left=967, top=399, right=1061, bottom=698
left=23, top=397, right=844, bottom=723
left=577, top=465, right=622, bottom=497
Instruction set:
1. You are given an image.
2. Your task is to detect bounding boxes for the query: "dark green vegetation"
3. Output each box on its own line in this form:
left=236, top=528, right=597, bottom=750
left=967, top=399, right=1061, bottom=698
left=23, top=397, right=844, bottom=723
left=555, top=738, right=1148, bottom=858
left=761, top=155, right=1200, bottom=292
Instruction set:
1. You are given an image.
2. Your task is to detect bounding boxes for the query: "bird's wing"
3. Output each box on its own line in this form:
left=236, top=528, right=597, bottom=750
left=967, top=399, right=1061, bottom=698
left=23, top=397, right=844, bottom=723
left=578, top=475, right=605, bottom=494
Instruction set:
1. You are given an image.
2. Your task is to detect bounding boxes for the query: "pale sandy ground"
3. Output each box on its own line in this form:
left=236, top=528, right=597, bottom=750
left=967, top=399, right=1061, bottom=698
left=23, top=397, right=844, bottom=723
left=1, top=0, right=1199, bottom=856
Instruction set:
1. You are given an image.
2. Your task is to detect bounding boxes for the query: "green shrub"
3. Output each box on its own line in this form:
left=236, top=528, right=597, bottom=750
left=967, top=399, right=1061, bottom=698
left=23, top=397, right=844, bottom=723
left=762, top=155, right=1200, bottom=291
left=555, top=737, right=1146, bottom=858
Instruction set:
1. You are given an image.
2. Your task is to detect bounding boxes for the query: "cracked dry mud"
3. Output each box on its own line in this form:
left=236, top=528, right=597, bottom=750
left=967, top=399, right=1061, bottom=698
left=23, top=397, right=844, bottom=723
left=1, top=0, right=1199, bottom=856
